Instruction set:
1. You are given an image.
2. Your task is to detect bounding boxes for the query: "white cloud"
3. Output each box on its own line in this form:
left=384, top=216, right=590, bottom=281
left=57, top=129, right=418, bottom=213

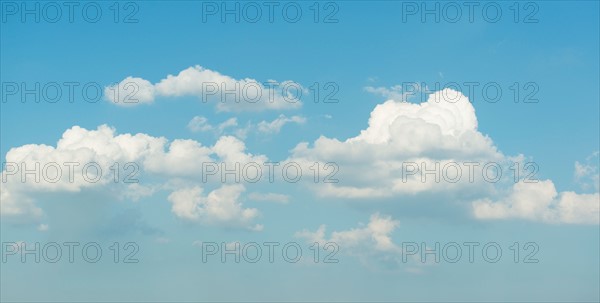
left=167, top=184, right=262, bottom=231
left=217, top=118, right=238, bottom=133
left=188, top=115, right=304, bottom=139
left=0, top=185, right=42, bottom=219
left=211, top=135, right=267, bottom=164
left=295, top=213, right=426, bottom=272
left=121, top=183, right=157, bottom=202
left=575, top=161, right=594, bottom=179
left=104, top=76, right=155, bottom=106
left=351, top=88, right=479, bottom=145
left=257, top=114, right=306, bottom=134
left=144, top=138, right=213, bottom=176
left=1, top=125, right=267, bottom=228
left=472, top=180, right=599, bottom=224
left=187, top=116, right=240, bottom=134
left=286, top=88, right=598, bottom=225
left=296, top=213, right=400, bottom=253
left=187, top=116, right=213, bottom=132
left=106, top=65, right=303, bottom=112
left=288, top=88, right=503, bottom=198
left=458, top=153, right=600, bottom=225
left=4, top=87, right=597, bottom=228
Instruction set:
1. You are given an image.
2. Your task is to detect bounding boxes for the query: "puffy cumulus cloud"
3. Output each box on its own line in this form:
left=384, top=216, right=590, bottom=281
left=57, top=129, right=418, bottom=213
left=143, top=139, right=213, bottom=176
left=349, top=88, right=481, bottom=150
left=212, top=136, right=267, bottom=164
left=288, top=89, right=504, bottom=199
left=168, top=136, right=265, bottom=177
left=105, top=65, right=302, bottom=112
left=104, top=77, right=155, bottom=106
left=2, top=125, right=165, bottom=194
left=473, top=180, right=599, bottom=225
left=167, top=184, right=262, bottom=231
left=1, top=125, right=267, bottom=229
left=286, top=88, right=598, bottom=225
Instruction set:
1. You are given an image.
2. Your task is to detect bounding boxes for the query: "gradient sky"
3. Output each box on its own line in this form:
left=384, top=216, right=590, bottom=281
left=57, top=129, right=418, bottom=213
left=1, top=1, right=599, bottom=302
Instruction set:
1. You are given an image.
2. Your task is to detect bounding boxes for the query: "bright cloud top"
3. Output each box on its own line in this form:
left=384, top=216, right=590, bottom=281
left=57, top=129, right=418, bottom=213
left=288, top=88, right=598, bottom=224
left=288, top=88, right=503, bottom=198
left=0, top=124, right=266, bottom=229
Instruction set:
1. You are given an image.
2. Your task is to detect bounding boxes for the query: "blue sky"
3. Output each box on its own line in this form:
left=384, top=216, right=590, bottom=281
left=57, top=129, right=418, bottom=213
left=1, top=1, right=599, bottom=302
